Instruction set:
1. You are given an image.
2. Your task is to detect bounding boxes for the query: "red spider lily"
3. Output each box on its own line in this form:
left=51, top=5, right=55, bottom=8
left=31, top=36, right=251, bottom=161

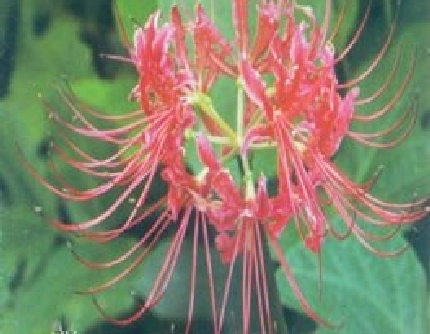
left=236, top=1, right=427, bottom=255
left=25, top=0, right=429, bottom=333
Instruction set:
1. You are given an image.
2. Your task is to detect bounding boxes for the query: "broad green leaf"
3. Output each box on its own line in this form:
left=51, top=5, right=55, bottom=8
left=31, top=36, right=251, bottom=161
left=1, top=3, right=93, bottom=158
left=276, top=219, right=428, bottom=334
left=0, top=205, right=139, bottom=334
left=0, top=0, right=93, bottom=215
left=116, top=0, right=158, bottom=39
left=158, top=0, right=235, bottom=39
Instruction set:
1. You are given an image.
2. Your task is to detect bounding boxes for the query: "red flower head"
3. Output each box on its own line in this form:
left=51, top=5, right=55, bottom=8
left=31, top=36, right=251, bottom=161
left=26, top=1, right=429, bottom=333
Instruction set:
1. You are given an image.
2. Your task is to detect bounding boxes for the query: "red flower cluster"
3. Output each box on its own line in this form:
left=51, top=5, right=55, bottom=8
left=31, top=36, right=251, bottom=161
left=28, top=1, right=429, bottom=333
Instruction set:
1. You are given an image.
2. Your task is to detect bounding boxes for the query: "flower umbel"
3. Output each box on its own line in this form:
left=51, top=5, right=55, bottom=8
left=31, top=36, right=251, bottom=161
left=26, top=1, right=429, bottom=333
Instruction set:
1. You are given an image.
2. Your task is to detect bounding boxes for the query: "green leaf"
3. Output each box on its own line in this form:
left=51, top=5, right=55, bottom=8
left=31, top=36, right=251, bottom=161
left=0, top=205, right=139, bottom=334
left=116, top=0, right=157, bottom=39
left=158, top=0, right=235, bottom=39
left=276, top=220, right=428, bottom=334
left=0, top=0, right=93, bottom=213
left=1, top=3, right=93, bottom=156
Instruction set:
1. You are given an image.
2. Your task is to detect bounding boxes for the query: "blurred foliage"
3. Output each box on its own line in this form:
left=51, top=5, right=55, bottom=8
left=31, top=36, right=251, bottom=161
left=0, top=0, right=429, bottom=333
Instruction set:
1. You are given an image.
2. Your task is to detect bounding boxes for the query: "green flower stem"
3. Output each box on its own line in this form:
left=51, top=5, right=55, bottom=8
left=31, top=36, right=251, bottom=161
left=188, top=91, right=238, bottom=148
left=241, top=153, right=255, bottom=200
left=237, top=78, right=245, bottom=143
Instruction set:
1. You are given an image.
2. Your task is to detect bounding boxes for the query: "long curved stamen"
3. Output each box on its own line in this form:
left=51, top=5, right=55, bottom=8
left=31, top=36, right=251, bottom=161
left=335, top=0, right=372, bottom=64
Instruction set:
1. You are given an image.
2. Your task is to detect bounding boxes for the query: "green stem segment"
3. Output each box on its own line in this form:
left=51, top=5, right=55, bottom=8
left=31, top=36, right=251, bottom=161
left=188, top=91, right=238, bottom=148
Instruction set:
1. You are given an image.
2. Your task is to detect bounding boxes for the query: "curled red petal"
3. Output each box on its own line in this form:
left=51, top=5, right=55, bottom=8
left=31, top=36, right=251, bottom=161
left=240, top=59, right=274, bottom=120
